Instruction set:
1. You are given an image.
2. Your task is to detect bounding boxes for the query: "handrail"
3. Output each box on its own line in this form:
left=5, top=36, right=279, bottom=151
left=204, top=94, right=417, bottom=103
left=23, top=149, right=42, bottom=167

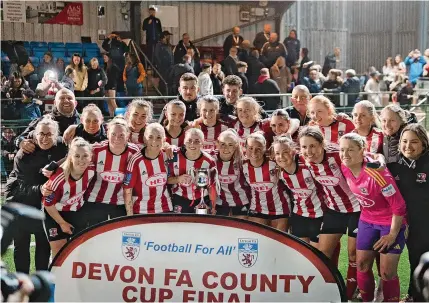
left=192, top=13, right=282, bottom=45
left=2, top=90, right=423, bottom=102
left=129, top=40, right=169, bottom=96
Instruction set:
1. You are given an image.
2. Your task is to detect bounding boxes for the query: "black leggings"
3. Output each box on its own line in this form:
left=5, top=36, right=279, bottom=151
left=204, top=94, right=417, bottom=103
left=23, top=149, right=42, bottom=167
left=407, top=236, right=429, bottom=301
left=13, top=220, right=50, bottom=274
left=81, top=202, right=126, bottom=228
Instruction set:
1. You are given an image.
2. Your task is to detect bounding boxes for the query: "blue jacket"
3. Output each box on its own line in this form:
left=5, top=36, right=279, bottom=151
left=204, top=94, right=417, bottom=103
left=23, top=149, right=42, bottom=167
left=125, top=65, right=142, bottom=89
left=20, top=101, right=41, bottom=120
left=302, top=77, right=322, bottom=94
left=405, top=56, right=426, bottom=84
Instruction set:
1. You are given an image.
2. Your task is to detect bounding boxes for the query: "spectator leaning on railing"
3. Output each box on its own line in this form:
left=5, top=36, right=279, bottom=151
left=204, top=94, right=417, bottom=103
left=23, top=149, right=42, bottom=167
left=1, top=72, right=29, bottom=120
left=302, top=67, right=322, bottom=94
left=21, top=88, right=42, bottom=120
left=323, top=69, right=361, bottom=106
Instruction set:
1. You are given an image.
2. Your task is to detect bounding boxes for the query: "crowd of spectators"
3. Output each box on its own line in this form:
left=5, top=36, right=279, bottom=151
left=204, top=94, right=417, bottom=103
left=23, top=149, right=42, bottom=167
left=0, top=33, right=149, bottom=120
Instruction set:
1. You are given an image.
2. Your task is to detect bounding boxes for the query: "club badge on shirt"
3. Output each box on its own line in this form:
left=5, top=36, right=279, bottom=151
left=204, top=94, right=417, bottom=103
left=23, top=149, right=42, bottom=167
left=416, top=173, right=427, bottom=183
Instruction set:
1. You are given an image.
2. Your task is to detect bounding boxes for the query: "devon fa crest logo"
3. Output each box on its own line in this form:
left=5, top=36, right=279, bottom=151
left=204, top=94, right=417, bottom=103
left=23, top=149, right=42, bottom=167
left=238, top=239, right=258, bottom=268
left=122, top=232, right=141, bottom=261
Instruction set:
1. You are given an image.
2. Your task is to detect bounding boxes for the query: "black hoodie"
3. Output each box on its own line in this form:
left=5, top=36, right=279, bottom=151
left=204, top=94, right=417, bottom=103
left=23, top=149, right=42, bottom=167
left=15, top=108, right=80, bottom=148
left=5, top=142, right=68, bottom=208
left=158, top=95, right=199, bottom=125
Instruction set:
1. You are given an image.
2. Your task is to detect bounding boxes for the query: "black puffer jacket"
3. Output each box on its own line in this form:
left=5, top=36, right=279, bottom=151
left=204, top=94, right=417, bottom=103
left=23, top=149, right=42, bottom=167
left=5, top=143, right=68, bottom=208
left=15, top=108, right=80, bottom=148
left=74, top=123, right=107, bottom=144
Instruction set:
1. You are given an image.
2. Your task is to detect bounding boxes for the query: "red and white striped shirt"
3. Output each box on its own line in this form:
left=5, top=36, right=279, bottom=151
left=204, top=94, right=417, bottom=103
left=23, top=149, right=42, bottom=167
left=129, top=131, right=144, bottom=149
left=306, top=151, right=360, bottom=213
left=85, top=141, right=140, bottom=205
left=280, top=155, right=325, bottom=218
left=165, top=126, right=186, bottom=147
left=43, top=166, right=96, bottom=211
left=192, top=120, right=229, bottom=150
left=353, top=127, right=384, bottom=154
left=124, top=149, right=172, bottom=214
left=169, top=149, right=216, bottom=201
left=210, top=151, right=250, bottom=207
left=232, top=118, right=273, bottom=149
left=242, top=159, right=291, bottom=215
left=318, top=119, right=355, bottom=146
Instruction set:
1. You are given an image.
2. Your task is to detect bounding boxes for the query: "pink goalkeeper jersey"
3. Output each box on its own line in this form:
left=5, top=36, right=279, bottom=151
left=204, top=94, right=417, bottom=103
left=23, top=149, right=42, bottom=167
left=341, top=159, right=407, bottom=225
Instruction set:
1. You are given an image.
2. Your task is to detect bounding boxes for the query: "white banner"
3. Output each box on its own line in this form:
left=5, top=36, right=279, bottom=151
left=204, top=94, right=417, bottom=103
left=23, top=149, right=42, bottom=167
left=51, top=215, right=346, bottom=302
left=3, top=1, right=25, bottom=23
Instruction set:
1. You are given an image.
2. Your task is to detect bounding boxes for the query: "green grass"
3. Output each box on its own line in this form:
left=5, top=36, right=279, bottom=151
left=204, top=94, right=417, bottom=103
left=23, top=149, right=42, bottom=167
left=337, top=237, right=410, bottom=296
left=2, top=236, right=411, bottom=297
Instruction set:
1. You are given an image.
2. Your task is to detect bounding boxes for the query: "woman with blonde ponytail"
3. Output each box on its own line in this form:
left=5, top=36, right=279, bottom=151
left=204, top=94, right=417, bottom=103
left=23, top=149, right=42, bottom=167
left=211, top=129, right=250, bottom=218
left=42, top=137, right=95, bottom=257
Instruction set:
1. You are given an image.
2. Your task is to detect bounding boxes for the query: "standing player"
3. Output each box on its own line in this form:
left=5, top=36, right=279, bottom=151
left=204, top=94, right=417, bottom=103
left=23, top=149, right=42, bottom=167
left=269, top=109, right=295, bottom=140
left=43, top=138, right=95, bottom=257
left=167, top=128, right=217, bottom=213
left=163, top=100, right=188, bottom=147
left=62, top=104, right=107, bottom=144
left=126, top=99, right=153, bottom=148
left=243, top=132, right=291, bottom=231
left=339, top=133, right=407, bottom=302
left=298, top=126, right=361, bottom=300
left=308, top=95, right=355, bottom=146
left=81, top=116, right=139, bottom=227
left=352, top=100, right=383, bottom=153
left=213, top=129, right=250, bottom=218
left=123, top=123, right=172, bottom=214
left=272, top=135, right=324, bottom=245
left=192, top=96, right=228, bottom=150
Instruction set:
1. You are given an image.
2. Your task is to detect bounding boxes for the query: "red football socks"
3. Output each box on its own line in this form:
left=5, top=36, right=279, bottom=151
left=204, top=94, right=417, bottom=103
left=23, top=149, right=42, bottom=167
left=346, top=261, right=358, bottom=300
left=357, top=270, right=375, bottom=302
left=382, top=276, right=400, bottom=302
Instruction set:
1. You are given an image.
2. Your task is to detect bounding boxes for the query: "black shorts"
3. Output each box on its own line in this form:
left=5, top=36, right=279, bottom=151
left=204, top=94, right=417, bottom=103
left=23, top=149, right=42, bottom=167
left=247, top=209, right=289, bottom=220
left=80, top=202, right=126, bottom=227
left=216, top=204, right=249, bottom=216
left=320, top=208, right=360, bottom=238
left=44, top=209, right=86, bottom=242
left=172, top=195, right=211, bottom=214
left=290, top=214, right=323, bottom=241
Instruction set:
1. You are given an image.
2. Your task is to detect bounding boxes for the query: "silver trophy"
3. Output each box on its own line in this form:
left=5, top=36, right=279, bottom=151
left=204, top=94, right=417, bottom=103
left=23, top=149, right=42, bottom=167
left=194, top=168, right=210, bottom=214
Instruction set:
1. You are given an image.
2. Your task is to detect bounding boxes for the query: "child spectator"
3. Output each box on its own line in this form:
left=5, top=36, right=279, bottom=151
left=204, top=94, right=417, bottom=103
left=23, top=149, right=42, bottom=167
left=60, top=67, right=75, bottom=92
left=20, top=88, right=42, bottom=120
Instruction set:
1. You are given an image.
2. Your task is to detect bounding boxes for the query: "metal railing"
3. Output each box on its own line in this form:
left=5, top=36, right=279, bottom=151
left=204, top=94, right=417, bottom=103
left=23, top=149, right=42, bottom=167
left=129, top=40, right=169, bottom=96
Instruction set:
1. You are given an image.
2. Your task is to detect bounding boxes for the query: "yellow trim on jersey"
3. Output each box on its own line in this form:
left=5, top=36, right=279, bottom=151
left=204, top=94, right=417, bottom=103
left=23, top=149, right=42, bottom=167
left=364, top=167, right=387, bottom=187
